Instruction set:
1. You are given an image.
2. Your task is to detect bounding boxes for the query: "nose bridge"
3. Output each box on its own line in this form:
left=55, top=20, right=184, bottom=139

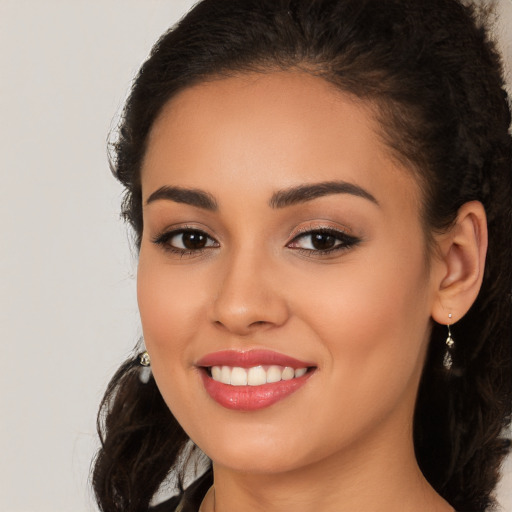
left=209, top=242, right=288, bottom=334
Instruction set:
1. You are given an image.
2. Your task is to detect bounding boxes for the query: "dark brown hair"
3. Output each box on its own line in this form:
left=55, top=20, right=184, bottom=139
left=92, top=1, right=512, bottom=510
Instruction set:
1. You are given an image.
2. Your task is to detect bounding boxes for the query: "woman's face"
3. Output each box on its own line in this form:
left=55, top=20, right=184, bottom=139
left=138, top=72, right=440, bottom=473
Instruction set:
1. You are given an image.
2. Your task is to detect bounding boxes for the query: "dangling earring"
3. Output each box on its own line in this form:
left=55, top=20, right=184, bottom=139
left=138, top=350, right=152, bottom=384
left=443, top=314, right=455, bottom=370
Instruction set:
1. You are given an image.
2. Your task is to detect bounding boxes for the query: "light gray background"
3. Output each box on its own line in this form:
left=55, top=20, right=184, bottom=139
left=1, top=1, right=511, bottom=511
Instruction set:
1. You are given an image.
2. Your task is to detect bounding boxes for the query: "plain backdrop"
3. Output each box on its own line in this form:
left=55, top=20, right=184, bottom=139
left=1, top=1, right=511, bottom=511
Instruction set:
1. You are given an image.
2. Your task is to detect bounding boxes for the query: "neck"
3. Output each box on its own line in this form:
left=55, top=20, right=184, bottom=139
left=204, top=411, right=453, bottom=512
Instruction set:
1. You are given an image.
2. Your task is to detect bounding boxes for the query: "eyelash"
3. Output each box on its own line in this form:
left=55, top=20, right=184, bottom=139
left=152, top=227, right=219, bottom=257
left=288, top=227, right=360, bottom=257
left=152, top=226, right=360, bottom=258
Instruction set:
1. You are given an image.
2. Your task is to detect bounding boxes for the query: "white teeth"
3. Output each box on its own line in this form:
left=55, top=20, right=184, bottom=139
left=282, top=367, right=295, bottom=380
left=210, top=365, right=309, bottom=386
left=248, top=366, right=267, bottom=386
left=220, top=366, right=231, bottom=385
left=231, top=367, right=248, bottom=386
left=294, top=368, right=307, bottom=378
left=266, top=365, right=282, bottom=383
left=211, top=366, right=222, bottom=381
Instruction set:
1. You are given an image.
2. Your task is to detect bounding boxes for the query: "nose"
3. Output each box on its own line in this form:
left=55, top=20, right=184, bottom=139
left=208, top=250, right=289, bottom=336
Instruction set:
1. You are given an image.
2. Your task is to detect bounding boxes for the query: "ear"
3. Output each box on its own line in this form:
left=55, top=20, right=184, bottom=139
left=430, top=201, right=488, bottom=325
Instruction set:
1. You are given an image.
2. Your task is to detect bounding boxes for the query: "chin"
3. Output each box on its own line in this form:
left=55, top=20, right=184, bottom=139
left=205, top=444, right=309, bottom=474
left=187, top=415, right=334, bottom=476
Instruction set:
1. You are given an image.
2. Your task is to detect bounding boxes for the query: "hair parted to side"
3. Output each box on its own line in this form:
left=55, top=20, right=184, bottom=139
left=92, top=1, right=512, bottom=511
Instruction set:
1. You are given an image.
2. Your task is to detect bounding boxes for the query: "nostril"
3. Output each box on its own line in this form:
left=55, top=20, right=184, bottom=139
left=209, top=290, right=289, bottom=334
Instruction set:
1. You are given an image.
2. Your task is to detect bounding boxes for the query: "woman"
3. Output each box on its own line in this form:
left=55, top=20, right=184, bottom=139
left=92, top=0, right=512, bottom=511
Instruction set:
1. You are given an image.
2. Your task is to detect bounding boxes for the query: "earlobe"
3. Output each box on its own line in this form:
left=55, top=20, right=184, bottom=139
left=431, top=201, right=488, bottom=324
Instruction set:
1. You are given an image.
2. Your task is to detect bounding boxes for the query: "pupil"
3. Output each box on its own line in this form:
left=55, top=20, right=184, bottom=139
left=312, top=233, right=335, bottom=250
left=183, top=232, right=206, bottom=249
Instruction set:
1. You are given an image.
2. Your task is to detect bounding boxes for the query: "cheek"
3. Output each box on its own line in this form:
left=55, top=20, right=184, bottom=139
left=293, top=241, right=432, bottom=393
left=137, top=252, right=209, bottom=428
left=138, top=251, right=204, bottom=344
left=136, top=249, right=212, bottom=399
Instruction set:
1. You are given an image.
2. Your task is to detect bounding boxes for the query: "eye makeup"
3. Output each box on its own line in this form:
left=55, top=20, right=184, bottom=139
left=152, top=226, right=219, bottom=257
left=286, top=226, right=361, bottom=257
left=151, top=223, right=361, bottom=259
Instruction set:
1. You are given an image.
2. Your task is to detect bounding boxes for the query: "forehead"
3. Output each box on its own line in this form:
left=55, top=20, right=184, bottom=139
left=141, top=71, right=421, bottom=212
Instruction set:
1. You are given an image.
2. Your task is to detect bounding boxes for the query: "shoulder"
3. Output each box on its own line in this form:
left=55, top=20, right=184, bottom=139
left=149, top=470, right=213, bottom=512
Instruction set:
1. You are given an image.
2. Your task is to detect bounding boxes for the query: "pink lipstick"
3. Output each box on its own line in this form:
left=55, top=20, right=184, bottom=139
left=197, top=350, right=316, bottom=411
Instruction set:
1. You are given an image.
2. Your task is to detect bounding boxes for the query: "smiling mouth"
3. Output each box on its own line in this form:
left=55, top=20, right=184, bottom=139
left=205, top=365, right=313, bottom=386
left=196, top=349, right=317, bottom=410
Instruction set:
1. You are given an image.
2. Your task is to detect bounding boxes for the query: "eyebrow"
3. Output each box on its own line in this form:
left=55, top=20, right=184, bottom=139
left=269, top=181, right=379, bottom=208
left=145, top=180, right=378, bottom=211
left=145, top=185, right=218, bottom=211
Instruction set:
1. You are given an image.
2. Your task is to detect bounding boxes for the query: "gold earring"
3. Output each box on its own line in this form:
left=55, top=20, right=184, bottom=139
left=139, top=351, right=151, bottom=366
left=443, top=314, right=454, bottom=370
left=138, top=351, right=152, bottom=383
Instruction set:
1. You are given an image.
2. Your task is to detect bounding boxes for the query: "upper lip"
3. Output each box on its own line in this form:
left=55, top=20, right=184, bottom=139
left=196, top=349, right=315, bottom=369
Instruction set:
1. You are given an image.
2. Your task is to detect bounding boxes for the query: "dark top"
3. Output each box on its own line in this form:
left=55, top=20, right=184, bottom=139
left=150, top=470, right=460, bottom=511
left=150, top=470, right=213, bottom=512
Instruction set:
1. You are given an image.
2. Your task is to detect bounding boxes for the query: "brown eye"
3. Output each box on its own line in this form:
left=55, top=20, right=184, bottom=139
left=310, top=233, right=337, bottom=251
left=181, top=231, right=208, bottom=250
left=152, top=228, right=219, bottom=254
left=287, top=228, right=360, bottom=255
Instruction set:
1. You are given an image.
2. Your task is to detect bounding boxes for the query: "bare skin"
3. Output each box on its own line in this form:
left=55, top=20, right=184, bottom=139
left=138, top=71, right=486, bottom=512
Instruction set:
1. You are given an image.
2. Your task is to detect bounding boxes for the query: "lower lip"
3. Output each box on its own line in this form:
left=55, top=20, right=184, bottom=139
left=200, top=370, right=313, bottom=411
